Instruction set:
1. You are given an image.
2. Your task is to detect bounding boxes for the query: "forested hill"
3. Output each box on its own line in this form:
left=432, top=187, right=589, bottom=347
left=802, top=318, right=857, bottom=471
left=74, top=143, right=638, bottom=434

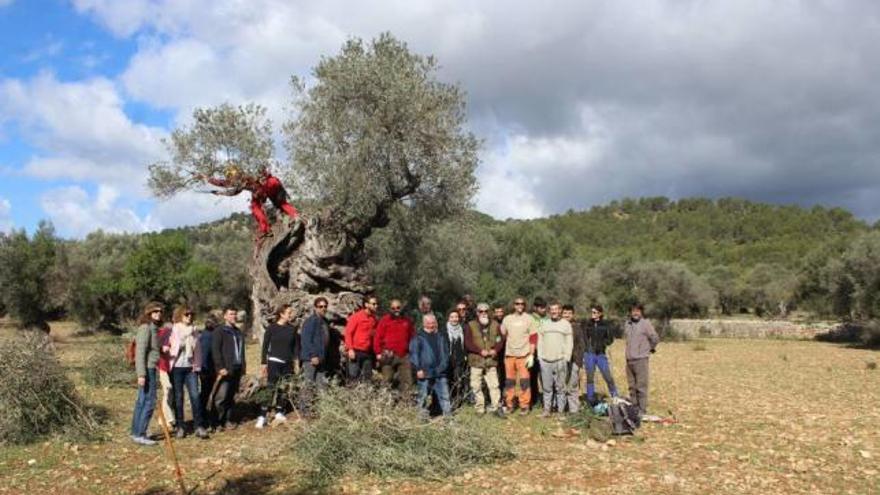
left=535, top=197, right=868, bottom=271
left=4, top=196, right=875, bottom=332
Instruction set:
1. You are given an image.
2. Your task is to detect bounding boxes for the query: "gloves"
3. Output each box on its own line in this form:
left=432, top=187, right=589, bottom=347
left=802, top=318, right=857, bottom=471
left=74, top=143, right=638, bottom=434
left=525, top=354, right=534, bottom=369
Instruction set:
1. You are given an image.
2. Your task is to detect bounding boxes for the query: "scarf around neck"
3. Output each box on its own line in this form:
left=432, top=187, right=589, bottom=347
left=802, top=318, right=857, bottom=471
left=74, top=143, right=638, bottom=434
left=446, top=322, right=463, bottom=343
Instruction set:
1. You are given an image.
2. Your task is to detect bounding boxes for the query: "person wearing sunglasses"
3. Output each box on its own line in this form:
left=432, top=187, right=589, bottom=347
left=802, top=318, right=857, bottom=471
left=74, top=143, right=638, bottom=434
left=500, top=298, right=539, bottom=415
left=584, top=304, right=619, bottom=406
left=374, top=299, right=415, bottom=397
left=344, top=296, right=379, bottom=383
left=464, top=303, right=506, bottom=418
left=169, top=305, right=207, bottom=438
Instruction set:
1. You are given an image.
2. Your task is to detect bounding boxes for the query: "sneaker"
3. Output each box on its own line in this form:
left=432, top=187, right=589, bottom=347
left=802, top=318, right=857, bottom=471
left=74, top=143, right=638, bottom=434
left=273, top=412, right=287, bottom=424
left=255, top=416, right=266, bottom=429
left=475, top=409, right=486, bottom=415
left=494, top=409, right=507, bottom=420
left=195, top=427, right=209, bottom=439
left=175, top=427, right=186, bottom=439
left=540, top=410, right=551, bottom=418
left=519, top=408, right=529, bottom=416
left=225, top=421, right=239, bottom=431
left=134, top=436, right=157, bottom=446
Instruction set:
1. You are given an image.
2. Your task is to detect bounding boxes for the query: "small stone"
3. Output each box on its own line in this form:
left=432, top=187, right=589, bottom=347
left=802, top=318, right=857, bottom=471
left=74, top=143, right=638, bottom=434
left=27, top=459, right=37, bottom=466
left=605, top=439, right=617, bottom=446
left=859, top=450, right=872, bottom=459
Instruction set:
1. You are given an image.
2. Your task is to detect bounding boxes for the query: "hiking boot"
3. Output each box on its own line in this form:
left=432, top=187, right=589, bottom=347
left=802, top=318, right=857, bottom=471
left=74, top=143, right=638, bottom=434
left=195, top=427, right=209, bottom=439
left=273, top=412, right=287, bottom=424
left=255, top=416, right=266, bottom=429
left=540, top=410, right=552, bottom=418
left=475, top=408, right=486, bottom=415
left=494, top=409, right=507, bottom=420
left=175, top=427, right=186, bottom=439
left=519, top=408, right=529, bottom=416
left=224, top=421, right=238, bottom=431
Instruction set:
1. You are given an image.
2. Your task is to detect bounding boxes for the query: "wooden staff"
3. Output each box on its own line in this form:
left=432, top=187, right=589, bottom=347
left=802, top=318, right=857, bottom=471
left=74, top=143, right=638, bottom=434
left=155, top=401, right=187, bottom=495
left=206, top=374, right=223, bottom=411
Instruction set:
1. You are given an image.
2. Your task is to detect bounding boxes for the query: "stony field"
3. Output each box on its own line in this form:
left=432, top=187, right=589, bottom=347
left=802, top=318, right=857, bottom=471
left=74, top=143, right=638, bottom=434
left=0, top=322, right=877, bottom=494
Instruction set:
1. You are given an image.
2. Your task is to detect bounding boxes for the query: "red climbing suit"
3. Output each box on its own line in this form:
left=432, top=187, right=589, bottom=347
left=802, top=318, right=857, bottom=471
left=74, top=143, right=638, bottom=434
left=208, top=173, right=298, bottom=234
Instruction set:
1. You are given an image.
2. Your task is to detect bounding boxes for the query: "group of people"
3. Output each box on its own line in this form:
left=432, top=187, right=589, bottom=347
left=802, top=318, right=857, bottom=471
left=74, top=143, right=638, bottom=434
left=129, top=294, right=660, bottom=446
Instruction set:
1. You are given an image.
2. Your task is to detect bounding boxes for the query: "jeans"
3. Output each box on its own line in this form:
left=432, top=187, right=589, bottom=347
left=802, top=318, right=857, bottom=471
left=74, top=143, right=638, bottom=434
left=347, top=350, right=374, bottom=383
left=131, top=368, right=157, bottom=438
left=171, top=366, right=202, bottom=430
left=539, top=359, right=568, bottom=412
left=300, top=361, right=328, bottom=415
left=416, top=377, right=452, bottom=417
left=584, top=352, right=618, bottom=402
left=199, top=370, right=218, bottom=428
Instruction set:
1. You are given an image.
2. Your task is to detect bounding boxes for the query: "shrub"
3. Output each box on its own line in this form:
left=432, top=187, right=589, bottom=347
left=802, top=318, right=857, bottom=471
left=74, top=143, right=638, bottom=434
left=289, top=384, right=514, bottom=490
left=0, top=332, right=103, bottom=444
left=81, top=350, right=133, bottom=388
left=564, top=408, right=612, bottom=442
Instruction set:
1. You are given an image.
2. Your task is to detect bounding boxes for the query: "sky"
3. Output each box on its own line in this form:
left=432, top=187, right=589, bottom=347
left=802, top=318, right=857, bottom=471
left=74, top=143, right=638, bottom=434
left=2, top=0, right=880, bottom=238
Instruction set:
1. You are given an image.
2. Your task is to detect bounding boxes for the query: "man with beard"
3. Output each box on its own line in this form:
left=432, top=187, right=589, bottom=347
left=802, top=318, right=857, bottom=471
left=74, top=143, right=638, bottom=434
left=344, top=296, right=379, bottom=383
left=374, top=299, right=415, bottom=396
left=412, top=295, right=444, bottom=332
left=501, top=297, right=539, bottom=415
left=464, top=303, right=506, bottom=418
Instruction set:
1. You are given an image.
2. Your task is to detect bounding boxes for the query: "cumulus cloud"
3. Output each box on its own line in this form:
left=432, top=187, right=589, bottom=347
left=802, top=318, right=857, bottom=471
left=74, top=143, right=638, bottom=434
left=39, top=185, right=160, bottom=238
left=49, top=0, right=880, bottom=225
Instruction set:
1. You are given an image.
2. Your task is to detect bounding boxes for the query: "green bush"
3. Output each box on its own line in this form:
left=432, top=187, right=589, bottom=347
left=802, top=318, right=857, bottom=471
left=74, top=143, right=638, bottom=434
left=290, top=384, right=515, bottom=490
left=0, top=332, right=103, bottom=444
left=81, top=349, right=133, bottom=388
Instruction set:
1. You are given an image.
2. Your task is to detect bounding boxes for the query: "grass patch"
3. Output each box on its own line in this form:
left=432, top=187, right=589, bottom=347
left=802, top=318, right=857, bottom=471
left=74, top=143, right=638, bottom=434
left=290, top=383, right=515, bottom=490
left=692, top=342, right=708, bottom=351
left=0, top=331, right=104, bottom=445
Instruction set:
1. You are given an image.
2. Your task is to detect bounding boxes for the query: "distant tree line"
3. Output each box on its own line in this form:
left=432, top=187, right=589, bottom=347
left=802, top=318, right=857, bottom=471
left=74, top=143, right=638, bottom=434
left=1, top=197, right=877, bottom=332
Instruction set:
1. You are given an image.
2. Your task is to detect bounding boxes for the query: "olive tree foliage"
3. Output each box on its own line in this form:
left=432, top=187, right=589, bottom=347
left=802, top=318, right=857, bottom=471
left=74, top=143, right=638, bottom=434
left=0, top=222, right=59, bottom=330
left=283, top=33, right=480, bottom=238
left=148, top=103, right=275, bottom=197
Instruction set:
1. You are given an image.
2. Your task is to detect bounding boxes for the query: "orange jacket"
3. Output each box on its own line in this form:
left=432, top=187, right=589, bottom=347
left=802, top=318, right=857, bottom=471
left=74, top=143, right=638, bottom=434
left=344, top=309, right=377, bottom=352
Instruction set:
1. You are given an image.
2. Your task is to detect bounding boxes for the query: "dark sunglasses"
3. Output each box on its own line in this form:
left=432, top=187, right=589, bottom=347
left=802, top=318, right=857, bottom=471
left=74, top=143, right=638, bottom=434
left=316, top=304, right=328, bottom=309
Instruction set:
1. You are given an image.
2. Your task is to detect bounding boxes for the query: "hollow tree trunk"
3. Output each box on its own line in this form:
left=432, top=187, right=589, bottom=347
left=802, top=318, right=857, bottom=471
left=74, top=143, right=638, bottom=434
left=249, top=215, right=372, bottom=343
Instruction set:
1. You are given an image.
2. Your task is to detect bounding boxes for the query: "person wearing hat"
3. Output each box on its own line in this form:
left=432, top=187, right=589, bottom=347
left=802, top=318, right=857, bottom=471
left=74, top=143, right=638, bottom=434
left=464, top=303, right=506, bottom=418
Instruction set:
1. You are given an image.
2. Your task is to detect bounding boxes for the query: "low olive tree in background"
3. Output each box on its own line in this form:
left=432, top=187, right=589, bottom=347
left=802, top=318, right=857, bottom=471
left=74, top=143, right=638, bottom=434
left=0, top=222, right=59, bottom=330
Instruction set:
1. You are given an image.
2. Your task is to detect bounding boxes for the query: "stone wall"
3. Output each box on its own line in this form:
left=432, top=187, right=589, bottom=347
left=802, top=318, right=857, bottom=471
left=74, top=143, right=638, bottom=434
left=669, top=319, right=839, bottom=340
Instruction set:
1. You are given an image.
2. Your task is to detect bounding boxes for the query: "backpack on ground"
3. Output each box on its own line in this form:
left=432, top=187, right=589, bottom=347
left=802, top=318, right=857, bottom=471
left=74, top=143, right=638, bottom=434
left=609, top=397, right=641, bottom=435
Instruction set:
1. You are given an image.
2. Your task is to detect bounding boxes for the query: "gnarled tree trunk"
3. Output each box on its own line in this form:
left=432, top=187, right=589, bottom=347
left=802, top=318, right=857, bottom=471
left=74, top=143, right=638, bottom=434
left=249, top=215, right=372, bottom=347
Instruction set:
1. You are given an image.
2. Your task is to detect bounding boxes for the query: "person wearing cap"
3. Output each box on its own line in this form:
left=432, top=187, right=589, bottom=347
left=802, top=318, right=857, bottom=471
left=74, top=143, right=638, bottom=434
left=464, top=303, right=506, bottom=418
left=624, top=303, right=659, bottom=416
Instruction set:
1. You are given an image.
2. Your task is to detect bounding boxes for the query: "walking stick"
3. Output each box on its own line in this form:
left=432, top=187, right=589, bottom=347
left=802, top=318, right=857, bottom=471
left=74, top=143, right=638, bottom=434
left=155, top=399, right=187, bottom=495
left=206, top=374, right=223, bottom=412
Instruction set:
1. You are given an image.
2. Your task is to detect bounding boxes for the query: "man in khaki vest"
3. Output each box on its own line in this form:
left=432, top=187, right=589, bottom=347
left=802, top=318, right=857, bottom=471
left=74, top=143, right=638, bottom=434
left=464, top=303, right=506, bottom=418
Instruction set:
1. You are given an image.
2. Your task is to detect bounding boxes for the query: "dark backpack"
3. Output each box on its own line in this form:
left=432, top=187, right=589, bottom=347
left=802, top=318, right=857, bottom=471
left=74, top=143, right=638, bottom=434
left=609, top=397, right=641, bottom=435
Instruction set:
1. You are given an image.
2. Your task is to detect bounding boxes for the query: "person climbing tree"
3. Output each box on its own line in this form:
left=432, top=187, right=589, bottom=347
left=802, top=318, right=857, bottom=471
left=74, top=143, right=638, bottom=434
left=205, top=165, right=299, bottom=238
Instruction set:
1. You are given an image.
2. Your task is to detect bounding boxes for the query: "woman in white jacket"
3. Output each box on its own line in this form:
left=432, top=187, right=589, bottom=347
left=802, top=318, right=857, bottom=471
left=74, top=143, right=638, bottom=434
left=169, top=305, right=208, bottom=439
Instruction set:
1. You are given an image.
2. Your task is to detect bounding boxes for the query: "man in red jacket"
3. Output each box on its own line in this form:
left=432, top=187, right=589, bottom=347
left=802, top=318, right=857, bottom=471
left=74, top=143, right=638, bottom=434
left=206, top=166, right=299, bottom=238
left=374, top=299, right=415, bottom=395
left=344, top=295, right=379, bottom=383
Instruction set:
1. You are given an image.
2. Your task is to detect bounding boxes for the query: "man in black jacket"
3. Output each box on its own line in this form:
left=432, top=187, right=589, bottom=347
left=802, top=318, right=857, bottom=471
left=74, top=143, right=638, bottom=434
left=213, top=306, right=246, bottom=430
left=584, top=304, right=618, bottom=406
